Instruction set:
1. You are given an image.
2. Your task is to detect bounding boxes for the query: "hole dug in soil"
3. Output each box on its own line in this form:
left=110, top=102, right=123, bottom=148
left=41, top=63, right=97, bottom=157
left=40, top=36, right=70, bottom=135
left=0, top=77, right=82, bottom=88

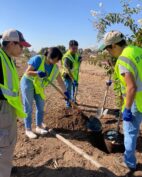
left=49, top=109, right=124, bottom=154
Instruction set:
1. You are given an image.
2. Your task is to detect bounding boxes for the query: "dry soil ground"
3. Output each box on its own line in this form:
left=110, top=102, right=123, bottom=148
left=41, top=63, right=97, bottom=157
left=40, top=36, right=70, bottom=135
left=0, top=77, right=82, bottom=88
left=12, top=60, right=142, bottom=177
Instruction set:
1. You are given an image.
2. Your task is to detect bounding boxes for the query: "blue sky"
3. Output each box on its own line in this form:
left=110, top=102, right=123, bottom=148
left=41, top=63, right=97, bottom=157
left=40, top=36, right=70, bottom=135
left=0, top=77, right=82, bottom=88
left=0, top=0, right=141, bottom=51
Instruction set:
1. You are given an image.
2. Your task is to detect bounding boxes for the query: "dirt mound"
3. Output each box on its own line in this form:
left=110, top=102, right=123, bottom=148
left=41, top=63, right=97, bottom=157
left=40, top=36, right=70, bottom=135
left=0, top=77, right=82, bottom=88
left=46, top=108, right=88, bottom=131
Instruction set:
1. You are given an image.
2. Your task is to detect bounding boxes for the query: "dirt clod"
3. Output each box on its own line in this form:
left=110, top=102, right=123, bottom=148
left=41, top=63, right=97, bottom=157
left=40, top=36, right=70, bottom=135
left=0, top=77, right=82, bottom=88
left=48, top=108, right=88, bottom=131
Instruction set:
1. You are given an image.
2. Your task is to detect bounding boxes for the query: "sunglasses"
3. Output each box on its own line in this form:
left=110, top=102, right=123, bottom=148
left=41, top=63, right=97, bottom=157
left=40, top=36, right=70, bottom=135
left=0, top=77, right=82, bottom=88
left=14, top=42, right=23, bottom=48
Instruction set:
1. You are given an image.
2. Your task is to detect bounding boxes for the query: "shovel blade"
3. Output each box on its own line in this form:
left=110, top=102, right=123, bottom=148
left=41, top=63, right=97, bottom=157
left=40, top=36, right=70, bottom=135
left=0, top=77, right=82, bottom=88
left=103, top=109, right=109, bottom=116
left=97, top=108, right=109, bottom=119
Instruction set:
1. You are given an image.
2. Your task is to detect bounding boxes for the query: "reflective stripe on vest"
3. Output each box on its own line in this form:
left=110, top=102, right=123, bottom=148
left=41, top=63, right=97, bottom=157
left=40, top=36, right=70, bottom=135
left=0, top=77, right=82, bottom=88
left=118, top=56, right=142, bottom=92
left=0, top=48, right=27, bottom=118
left=115, top=45, right=142, bottom=112
left=41, top=64, right=59, bottom=87
left=118, top=56, right=138, bottom=78
left=0, top=88, right=18, bottom=97
left=62, top=50, right=80, bottom=81
left=24, top=55, right=59, bottom=99
left=0, top=49, right=18, bottom=92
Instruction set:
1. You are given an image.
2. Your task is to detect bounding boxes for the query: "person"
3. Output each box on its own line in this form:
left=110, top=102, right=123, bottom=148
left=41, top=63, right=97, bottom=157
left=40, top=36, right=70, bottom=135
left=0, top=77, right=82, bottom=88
left=0, top=29, right=31, bottom=177
left=100, top=30, right=142, bottom=171
left=61, top=40, right=82, bottom=108
left=21, top=47, right=69, bottom=139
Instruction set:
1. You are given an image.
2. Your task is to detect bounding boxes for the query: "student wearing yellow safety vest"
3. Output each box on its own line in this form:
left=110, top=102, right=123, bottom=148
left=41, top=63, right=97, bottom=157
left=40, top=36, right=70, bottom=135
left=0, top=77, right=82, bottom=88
left=61, top=40, right=82, bottom=108
left=100, top=30, right=142, bottom=171
left=0, top=29, right=31, bottom=177
left=21, top=47, right=69, bottom=139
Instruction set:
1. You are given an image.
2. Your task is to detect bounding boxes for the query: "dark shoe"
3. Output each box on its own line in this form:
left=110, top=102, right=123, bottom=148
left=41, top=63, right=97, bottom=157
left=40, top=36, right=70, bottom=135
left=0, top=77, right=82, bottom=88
left=11, top=166, right=18, bottom=174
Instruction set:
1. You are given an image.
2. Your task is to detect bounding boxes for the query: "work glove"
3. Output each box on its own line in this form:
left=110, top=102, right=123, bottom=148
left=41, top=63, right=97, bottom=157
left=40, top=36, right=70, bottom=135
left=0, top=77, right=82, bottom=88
left=106, top=80, right=112, bottom=86
left=73, top=80, right=78, bottom=87
left=37, top=71, right=47, bottom=78
left=64, top=91, right=70, bottom=101
left=122, top=108, right=133, bottom=121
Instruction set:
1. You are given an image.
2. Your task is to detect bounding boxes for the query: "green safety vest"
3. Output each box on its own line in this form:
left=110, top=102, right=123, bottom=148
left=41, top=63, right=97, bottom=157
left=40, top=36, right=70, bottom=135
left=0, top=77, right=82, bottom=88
left=114, top=45, right=142, bottom=112
left=25, top=55, right=59, bottom=100
left=61, top=50, right=80, bottom=81
left=0, top=48, right=27, bottom=118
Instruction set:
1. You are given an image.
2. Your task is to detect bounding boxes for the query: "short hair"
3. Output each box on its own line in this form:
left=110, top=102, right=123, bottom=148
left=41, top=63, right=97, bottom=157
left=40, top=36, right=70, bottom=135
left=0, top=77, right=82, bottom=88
left=69, top=40, right=78, bottom=47
left=47, top=47, right=62, bottom=61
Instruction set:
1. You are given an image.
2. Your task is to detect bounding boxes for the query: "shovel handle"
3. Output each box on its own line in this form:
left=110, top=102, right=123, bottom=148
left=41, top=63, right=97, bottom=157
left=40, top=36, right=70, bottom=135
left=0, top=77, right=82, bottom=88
left=46, top=79, right=81, bottom=112
left=102, top=86, right=109, bottom=109
left=101, top=74, right=112, bottom=112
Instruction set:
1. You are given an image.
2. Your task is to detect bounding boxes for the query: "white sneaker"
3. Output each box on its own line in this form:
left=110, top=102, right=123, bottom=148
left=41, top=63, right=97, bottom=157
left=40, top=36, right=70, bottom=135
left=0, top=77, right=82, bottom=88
left=25, top=130, right=37, bottom=139
left=35, top=127, right=48, bottom=135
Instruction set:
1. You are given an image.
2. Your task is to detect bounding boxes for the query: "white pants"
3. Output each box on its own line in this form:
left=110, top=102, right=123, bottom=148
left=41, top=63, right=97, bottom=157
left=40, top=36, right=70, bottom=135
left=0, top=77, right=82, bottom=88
left=0, top=100, right=17, bottom=177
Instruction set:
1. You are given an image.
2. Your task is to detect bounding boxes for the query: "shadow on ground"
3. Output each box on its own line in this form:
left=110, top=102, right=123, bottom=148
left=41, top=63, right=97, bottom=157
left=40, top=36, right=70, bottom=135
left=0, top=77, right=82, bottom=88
left=11, top=166, right=107, bottom=177
left=137, top=136, right=142, bottom=153
left=11, top=165, right=142, bottom=177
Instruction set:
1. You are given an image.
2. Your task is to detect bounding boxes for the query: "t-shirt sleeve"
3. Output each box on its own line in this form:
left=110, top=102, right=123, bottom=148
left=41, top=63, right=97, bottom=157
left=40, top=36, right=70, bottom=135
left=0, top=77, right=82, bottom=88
left=27, top=55, right=42, bottom=70
left=119, top=64, right=130, bottom=75
left=64, top=57, right=73, bottom=70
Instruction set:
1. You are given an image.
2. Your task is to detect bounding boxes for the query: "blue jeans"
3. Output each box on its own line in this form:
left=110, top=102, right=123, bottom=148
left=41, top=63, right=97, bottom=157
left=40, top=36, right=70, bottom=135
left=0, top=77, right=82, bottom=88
left=123, top=103, right=142, bottom=169
left=64, top=78, right=75, bottom=108
left=20, top=76, right=45, bottom=130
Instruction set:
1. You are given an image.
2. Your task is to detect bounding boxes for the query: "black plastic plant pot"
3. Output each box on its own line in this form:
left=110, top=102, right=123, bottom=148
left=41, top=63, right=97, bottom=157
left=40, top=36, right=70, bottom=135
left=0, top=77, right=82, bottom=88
left=86, top=116, right=102, bottom=133
left=103, top=129, right=125, bottom=153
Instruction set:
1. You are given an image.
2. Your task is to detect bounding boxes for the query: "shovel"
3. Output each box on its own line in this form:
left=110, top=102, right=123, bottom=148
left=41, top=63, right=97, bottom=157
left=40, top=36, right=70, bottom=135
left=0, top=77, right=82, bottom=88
left=45, top=79, right=102, bottom=132
left=97, top=74, right=111, bottom=119
left=44, top=78, right=82, bottom=113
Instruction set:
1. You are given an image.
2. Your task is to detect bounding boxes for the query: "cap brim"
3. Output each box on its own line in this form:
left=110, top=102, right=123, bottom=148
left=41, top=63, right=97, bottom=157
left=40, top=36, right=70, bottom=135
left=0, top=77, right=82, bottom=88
left=98, top=44, right=107, bottom=51
left=19, top=41, right=31, bottom=47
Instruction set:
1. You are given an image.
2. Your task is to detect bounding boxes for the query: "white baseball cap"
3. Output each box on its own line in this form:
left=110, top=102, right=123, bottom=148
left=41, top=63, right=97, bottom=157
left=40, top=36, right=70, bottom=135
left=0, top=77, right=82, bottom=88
left=99, top=30, right=125, bottom=51
left=2, top=29, right=31, bottom=47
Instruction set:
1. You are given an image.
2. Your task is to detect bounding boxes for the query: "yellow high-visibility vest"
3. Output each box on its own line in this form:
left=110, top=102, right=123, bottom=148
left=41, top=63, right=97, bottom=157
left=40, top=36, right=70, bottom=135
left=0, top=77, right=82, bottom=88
left=0, top=48, right=27, bottom=118
left=25, top=55, right=59, bottom=99
left=115, top=45, right=142, bottom=112
left=61, top=50, right=80, bottom=81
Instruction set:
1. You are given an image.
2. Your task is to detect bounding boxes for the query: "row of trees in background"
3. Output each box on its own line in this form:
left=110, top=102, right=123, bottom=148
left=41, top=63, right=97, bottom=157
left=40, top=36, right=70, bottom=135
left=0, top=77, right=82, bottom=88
left=23, top=45, right=86, bottom=59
